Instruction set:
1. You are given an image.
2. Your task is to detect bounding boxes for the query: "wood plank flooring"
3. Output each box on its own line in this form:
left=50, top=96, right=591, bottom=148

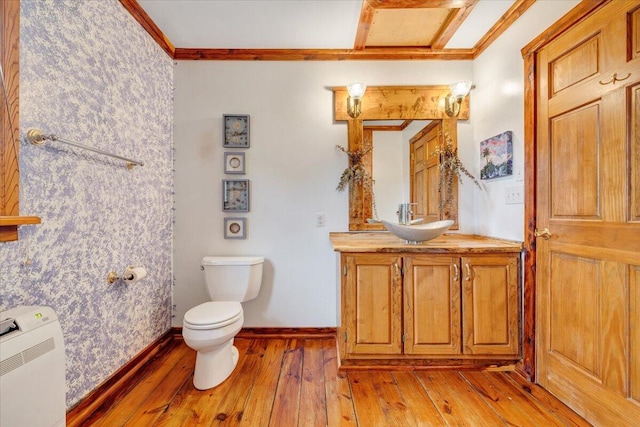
left=71, top=337, right=591, bottom=426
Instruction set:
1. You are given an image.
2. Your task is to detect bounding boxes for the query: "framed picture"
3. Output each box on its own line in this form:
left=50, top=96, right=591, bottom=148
left=223, top=114, right=250, bottom=148
left=480, top=131, right=513, bottom=180
left=224, top=217, right=246, bottom=239
left=222, top=179, right=250, bottom=212
left=224, top=152, right=245, bottom=174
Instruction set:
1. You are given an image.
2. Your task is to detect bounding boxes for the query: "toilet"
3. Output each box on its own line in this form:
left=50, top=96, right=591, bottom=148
left=182, top=256, right=264, bottom=390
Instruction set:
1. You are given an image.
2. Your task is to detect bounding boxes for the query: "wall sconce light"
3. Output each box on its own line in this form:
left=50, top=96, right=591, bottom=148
left=444, top=80, right=472, bottom=117
left=347, top=82, right=367, bottom=118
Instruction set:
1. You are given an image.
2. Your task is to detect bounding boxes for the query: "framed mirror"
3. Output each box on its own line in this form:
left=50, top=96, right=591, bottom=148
left=333, top=86, right=469, bottom=231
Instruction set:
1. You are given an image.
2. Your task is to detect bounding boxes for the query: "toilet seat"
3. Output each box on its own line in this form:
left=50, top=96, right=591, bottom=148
left=184, top=301, right=243, bottom=330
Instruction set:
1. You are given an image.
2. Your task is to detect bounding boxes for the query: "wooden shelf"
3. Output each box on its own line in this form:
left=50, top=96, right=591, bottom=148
left=0, top=216, right=41, bottom=242
left=0, top=215, right=41, bottom=226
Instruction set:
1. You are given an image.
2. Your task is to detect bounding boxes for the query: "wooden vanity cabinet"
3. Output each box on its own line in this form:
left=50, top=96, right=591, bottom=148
left=404, top=255, right=461, bottom=355
left=461, top=255, right=519, bottom=356
left=340, top=252, right=520, bottom=365
left=343, top=254, right=403, bottom=355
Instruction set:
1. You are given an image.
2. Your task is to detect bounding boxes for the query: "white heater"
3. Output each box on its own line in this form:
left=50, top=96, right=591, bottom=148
left=0, top=306, right=66, bottom=427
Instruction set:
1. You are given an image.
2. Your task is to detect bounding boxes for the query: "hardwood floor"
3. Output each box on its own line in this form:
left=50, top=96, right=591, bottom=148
left=70, top=337, right=591, bottom=426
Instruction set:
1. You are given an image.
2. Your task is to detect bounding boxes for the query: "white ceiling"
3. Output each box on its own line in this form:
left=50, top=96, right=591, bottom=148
left=137, top=0, right=516, bottom=49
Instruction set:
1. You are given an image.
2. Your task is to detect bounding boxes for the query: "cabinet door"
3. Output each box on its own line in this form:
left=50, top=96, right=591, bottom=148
left=461, top=255, right=519, bottom=355
left=404, top=255, right=461, bottom=355
left=344, top=254, right=402, bottom=355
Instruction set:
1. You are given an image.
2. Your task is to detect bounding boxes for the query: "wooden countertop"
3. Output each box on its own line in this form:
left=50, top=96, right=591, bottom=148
left=329, top=232, right=523, bottom=254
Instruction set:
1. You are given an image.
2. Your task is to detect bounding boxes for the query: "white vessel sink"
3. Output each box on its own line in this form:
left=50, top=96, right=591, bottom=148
left=381, top=219, right=455, bottom=243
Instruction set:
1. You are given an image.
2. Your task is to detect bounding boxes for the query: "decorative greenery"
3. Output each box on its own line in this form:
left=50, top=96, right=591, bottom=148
left=433, top=134, right=481, bottom=218
left=335, top=144, right=373, bottom=192
left=336, top=144, right=378, bottom=219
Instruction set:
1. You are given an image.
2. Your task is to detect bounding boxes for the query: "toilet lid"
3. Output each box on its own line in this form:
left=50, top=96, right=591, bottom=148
left=184, top=301, right=242, bottom=329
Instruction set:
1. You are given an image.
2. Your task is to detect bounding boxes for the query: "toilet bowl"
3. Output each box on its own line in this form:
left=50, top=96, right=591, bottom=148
left=182, top=256, right=264, bottom=390
left=182, top=301, right=243, bottom=390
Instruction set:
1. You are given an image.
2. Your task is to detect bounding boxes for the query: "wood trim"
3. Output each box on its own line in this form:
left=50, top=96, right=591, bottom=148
left=333, top=86, right=469, bottom=121
left=1, top=0, right=21, bottom=243
left=0, top=215, right=41, bottom=226
left=518, top=0, right=610, bottom=383
left=363, top=120, right=413, bottom=132
left=519, top=51, right=536, bottom=382
left=118, top=0, right=175, bottom=58
left=66, top=330, right=175, bottom=426
left=339, top=358, right=518, bottom=371
left=520, top=0, right=609, bottom=57
left=473, top=0, right=536, bottom=58
left=170, top=326, right=338, bottom=339
left=371, top=0, right=478, bottom=9
left=173, top=47, right=475, bottom=61
left=431, top=1, right=478, bottom=50
left=354, top=0, right=376, bottom=50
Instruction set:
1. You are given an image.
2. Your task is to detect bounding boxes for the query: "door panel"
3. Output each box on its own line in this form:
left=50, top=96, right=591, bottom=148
left=404, top=256, right=461, bottom=355
left=550, top=103, right=601, bottom=219
left=410, top=121, right=441, bottom=223
left=631, top=82, right=640, bottom=221
left=537, top=1, right=640, bottom=424
left=632, top=266, right=640, bottom=403
left=549, top=252, right=599, bottom=375
left=345, top=254, right=402, bottom=355
left=550, top=34, right=600, bottom=96
left=633, top=6, right=640, bottom=59
left=462, top=256, right=518, bottom=355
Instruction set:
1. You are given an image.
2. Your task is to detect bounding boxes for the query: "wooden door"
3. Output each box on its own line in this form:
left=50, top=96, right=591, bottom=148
left=404, top=255, right=461, bottom=355
left=410, top=121, right=442, bottom=223
left=536, top=1, right=640, bottom=424
left=343, top=253, right=403, bottom=355
left=461, top=255, right=519, bottom=356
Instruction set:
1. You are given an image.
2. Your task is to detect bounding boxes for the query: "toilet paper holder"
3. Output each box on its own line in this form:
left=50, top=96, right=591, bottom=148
left=107, top=266, right=147, bottom=284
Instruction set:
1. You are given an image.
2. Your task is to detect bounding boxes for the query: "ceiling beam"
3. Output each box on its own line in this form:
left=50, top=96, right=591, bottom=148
left=354, top=1, right=377, bottom=50
left=370, top=0, right=478, bottom=9
left=173, top=47, right=474, bottom=61
left=431, top=1, right=478, bottom=49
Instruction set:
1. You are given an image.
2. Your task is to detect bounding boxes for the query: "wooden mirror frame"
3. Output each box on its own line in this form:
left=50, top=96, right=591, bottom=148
left=1, top=0, right=39, bottom=242
left=333, top=85, right=469, bottom=231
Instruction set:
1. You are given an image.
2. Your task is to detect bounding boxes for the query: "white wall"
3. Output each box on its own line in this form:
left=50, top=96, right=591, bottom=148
left=173, top=61, right=473, bottom=327
left=471, top=0, right=580, bottom=240
left=173, top=1, right=582, bottom=328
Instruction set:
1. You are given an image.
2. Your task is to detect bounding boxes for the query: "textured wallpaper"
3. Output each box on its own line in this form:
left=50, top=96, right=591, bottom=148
left=0, top=0, right=174, bottom=407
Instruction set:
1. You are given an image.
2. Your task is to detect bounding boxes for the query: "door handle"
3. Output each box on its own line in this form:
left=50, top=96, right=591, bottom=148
left=535, top=228, right=552, bottom=240
left=452, top=263, right=459, bottom=282
left=464, top=263, right=471, bottom=281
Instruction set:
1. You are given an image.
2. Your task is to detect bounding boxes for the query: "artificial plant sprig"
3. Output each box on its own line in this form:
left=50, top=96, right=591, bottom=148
left=335, top=144, right=378, bottom=219
left=433, top=134, right=481, bottom=217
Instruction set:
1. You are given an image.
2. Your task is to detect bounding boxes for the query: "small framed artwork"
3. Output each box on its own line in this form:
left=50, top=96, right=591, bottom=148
left=224, top=217, right=246, bottom=239
left=222, top=179, right=250, bottom=212
left=480, top=130, right=513, bottom=180
left=223, top=114, right=250, bottom=148
left=224, top=152, right=245, bottom=174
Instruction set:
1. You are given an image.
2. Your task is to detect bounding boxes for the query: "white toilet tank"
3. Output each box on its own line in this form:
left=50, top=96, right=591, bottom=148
left=202, top=256, right=264, bottom=302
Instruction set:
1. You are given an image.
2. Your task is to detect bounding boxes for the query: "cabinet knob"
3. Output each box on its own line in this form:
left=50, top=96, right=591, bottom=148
left=452, top=264, right=459, bottom=281
left=465, top=263, right=471, bottom=281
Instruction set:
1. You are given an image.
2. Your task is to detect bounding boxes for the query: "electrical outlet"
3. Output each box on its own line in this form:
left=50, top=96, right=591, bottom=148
left=316, top=212, right=325, bottom=227
left=505, top=186, right=524, bottom=204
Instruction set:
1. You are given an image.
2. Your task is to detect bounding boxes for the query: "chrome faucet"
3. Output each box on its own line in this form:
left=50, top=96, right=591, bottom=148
left=396, top=203, right=416, bottom=225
